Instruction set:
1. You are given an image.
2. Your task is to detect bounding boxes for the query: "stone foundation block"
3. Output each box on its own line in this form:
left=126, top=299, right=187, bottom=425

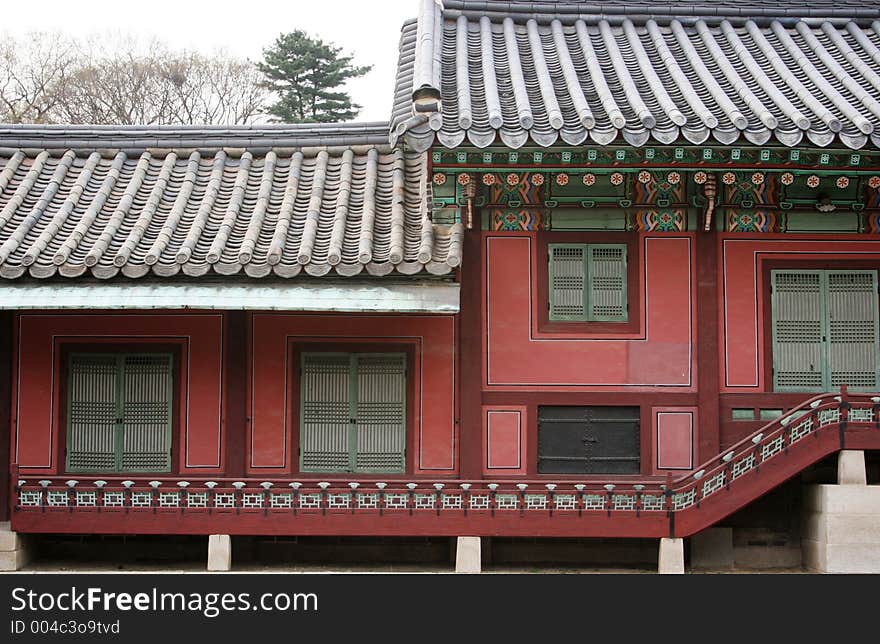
left=207, top=534, right=231, bottom=572
left=658, top=537, right=684, bottom=574
left=837, top=450, right=867, bottom=485
left=455, top=537, right=481, bottom=574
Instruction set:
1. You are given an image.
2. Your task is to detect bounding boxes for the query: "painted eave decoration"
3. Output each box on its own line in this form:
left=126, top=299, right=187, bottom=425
left=391, top=0, right=880, bottom=151
left=0, top=122, right=463, bottom=280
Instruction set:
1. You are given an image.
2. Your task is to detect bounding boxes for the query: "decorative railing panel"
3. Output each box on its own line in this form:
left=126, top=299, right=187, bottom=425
left=11, top=390, right=880, bottom=538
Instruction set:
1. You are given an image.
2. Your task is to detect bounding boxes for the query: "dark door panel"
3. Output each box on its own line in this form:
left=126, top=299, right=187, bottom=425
left=538, top=406, right=640, bottom=474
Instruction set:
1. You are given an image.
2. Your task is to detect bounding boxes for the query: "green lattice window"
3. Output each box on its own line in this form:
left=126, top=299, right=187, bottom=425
left=300, top=353, right=407, bottom=473
left=66, top=353, right=173, bottom=473
left=772, top=270, right=880, bottom=392
left=549, top=244, right=628, bottom=321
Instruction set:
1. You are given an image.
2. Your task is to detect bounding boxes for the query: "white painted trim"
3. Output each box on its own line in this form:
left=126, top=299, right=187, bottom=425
left=0, top=282, right=460, bottom=314
left=486, top=409, right=523, bottom=470
left=656, top=410, right=694, bottom=470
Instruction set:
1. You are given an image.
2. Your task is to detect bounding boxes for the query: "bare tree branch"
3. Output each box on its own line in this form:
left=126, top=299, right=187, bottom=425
left=0, top=32, right=268, bottom=125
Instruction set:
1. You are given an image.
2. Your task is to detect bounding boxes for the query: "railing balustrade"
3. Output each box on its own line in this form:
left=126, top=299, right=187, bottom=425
left=12, top=390, right=880, bottom=527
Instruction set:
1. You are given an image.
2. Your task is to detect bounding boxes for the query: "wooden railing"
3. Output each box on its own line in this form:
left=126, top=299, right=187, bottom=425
left=10, top=389, right=880, bottom=538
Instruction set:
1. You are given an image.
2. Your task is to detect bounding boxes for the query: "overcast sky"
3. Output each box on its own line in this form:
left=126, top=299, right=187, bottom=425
left=1, top=0, right=419, bottom=122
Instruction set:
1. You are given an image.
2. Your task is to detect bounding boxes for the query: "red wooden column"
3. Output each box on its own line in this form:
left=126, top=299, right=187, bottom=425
left=696, top=230, right=720, bottom=462
left=0, top=312, right=11, bottom=521
left=224, top=311, right=248, bottom=478
left=459, top=211, right=483, bottom=478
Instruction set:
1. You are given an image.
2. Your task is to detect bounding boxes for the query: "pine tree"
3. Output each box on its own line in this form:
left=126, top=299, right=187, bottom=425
left=258, top=30, right=372, bottom=123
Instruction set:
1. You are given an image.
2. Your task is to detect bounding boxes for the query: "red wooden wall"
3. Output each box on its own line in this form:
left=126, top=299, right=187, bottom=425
left=719, top=235, right=880, bottom=391
left=479, top=232, right=699, bottom=476
left=0, top=312, right=11, bottom=520
left=13, top=313, right=225, bottom=476
left=11, top=312, right=459, bottom=480
left=718, top=234, right=880, bottom=448
left=248, top=313, right=458, bottom=476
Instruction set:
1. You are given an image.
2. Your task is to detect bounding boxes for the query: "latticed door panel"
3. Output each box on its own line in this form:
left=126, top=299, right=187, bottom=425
left=121, top=354, right=173, bottom=472
left=301, top=354, right=352, bottom=472
left=355, top=355, right=406, bottom=473
left=300, top=352, right=407, bottom=473
left=772, top=270, right=880, bottom=392
left=67, top=355, right=119, bottom=472
left=589, top=245, right=627, bottom=321
left=67, top=353, right=173, bottom=473
left=549, top=244, right=586, bottom=319
left=772, top=271, right=825, bottom=391
left=827, top=271, right=879, bottom=390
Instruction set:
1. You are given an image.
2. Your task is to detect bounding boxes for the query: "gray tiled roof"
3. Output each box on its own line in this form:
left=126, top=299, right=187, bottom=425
left=0, top=123, right=462, bottom=280
left=392, top=0, right=880, bottom=151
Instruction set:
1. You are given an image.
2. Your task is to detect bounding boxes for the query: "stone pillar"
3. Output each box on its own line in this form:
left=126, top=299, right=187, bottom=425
left=690, top=527, right=734, bottom=570
left=207, top=534, right=232, bottom=572
left=837, top=450, right=867, bottom=485
left=802, top=485, right=880, bottom=573
left=455, top=536, right=481, bottom=573
left=658, top=537, right=685, bottom=574
left=0, top=522, right=31, bottom=571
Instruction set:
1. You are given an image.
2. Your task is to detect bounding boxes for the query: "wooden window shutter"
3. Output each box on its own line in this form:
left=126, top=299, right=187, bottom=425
left=772, top=271, right=826, bottom=391
left=549, top=244, right=587, bottom=320
left=120, top=354, right=173, bottom=472
left=301, top=354, right=352, bottom=472
left=66, top=352, right=172, bottom=473
left=588, top=245, right=627, bottom=321
left=827, top=271, right=879, bottom=390
left=354, top=354, right=406, bottom=473
left=67, top=355, right=119, bottom=472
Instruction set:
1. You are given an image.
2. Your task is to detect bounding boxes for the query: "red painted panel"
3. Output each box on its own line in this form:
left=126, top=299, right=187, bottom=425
left=483, top=406, right=526, bottom=474
left=483, top=234, right=695, bottom=390
left=719, top=235, right=880, bottom=391
left=14, top=314, right=224, bottom=475
left=249, top=314, right=457, bottom=475
left=653, top=408, right=696, bottom=471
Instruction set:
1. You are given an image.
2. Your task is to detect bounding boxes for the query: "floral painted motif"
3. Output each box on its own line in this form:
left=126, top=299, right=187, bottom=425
left=555, top=173, right=569, bottom=186
left=432, top=173, right=447, bottom=186
left=751, top=172, right=765, bottom=185
left=638, top=170, right=652, bottom=184
left=582, top=173, right=596, bottom=186
left=869, top=176, right=880, bottom=189
left=506, top=173, right=520, bottom=186
left=836, top=176, right=850, bottom=189
left=610, top=172, right=624, bottom=186
left=781, top=172, right=794, bottom=186
left=693, top=171, right=708, bottom=185
left=482, top=173, right=496, bottom=186
left=531, top=174, right=545, bottom=186
left=457, top=174, right=471, bottom=186
left=667, top=172, right=681, bottom=185
left=807, top=175, right=820, bottom=188
left=722, top=172, right=736, bottom=185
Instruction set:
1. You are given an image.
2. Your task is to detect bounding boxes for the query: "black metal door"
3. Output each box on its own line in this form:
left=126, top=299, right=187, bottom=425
left=537, top=406, right=640, bottom=474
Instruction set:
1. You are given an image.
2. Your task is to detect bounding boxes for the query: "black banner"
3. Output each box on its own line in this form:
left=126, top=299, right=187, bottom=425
left=0, top=572, right=868, bottom=642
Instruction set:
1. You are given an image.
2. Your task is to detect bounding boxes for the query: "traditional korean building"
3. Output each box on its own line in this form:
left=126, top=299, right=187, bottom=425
left=3, top=0, right=880, bottom=573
